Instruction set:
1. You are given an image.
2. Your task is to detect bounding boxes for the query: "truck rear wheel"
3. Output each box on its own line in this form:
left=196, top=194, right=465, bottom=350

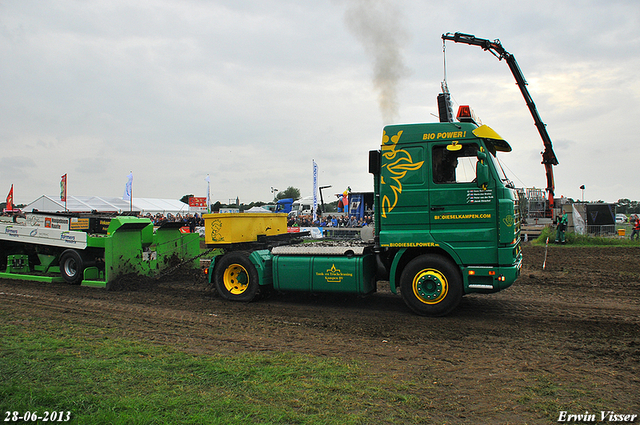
left=400, top=254, right=462, bottom=316
left=214, top=252, right=260, bottom=302
left=59, top=249, right=84, bottom=285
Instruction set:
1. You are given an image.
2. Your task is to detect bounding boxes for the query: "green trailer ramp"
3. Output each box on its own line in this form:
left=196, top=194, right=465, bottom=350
left=153, top=222, right=201, bottom=271
left=103, top=219, right=200, bottom=288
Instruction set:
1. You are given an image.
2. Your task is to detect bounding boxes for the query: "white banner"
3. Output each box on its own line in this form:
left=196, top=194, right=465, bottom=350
left=205, top=174, right=211, bottom=213
left=572, top=204, right=586, bottom=235
left=301, top=227, right=324, bottom=239
left=0, top=224, right=88, bottom=249
left=312, top=160, right=318, bottom=222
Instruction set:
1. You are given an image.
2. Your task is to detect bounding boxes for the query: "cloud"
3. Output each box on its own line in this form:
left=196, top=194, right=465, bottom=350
left=1, top=0, right=639, bottom=205
left=0, top=156, right=37, bottom=179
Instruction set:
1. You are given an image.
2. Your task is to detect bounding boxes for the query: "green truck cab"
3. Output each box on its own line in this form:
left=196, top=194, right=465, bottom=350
left=207, top=110, right=522, bottom=317
left=370, top=118, right=522, bottom=315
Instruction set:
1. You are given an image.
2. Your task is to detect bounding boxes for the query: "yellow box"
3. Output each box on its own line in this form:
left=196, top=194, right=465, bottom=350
left=203, top=213, right=288, bottom=245
left=618, top=228, right=625, bottom=236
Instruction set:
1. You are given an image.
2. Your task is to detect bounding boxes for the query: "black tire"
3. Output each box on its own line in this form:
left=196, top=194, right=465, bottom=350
left=214, top=252, right=260, bottom=302
left=59, top=249, right=84, bottom=285
left=400, top=254, right=462, bottom=316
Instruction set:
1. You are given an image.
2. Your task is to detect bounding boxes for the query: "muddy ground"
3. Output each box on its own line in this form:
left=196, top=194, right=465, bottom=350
left=2, top=245, right=639, bottom=424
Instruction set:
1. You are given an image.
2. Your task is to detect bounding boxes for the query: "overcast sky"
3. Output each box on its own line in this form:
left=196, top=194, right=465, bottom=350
left=2, top=0, right=639, bottom=206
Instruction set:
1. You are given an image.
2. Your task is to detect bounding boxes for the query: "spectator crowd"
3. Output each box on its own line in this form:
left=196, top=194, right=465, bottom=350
left=143, top=212, right=204, bottom=227
left=3, top=210, right=372, bottom=232
left=288, top=214, right=373, bottom=228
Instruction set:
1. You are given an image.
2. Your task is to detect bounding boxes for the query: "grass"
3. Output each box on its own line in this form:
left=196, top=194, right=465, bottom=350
left=0, top=315, right=420, bottom=425
left=1, top=299, right=630, bottom=424
left=516, top=373, right=612, bottom=419
left=531, top=226, right=640, bottom=246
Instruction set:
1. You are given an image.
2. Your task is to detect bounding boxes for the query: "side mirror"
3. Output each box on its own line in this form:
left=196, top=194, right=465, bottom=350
left=476, top=152, right=489, bottom=188
left=369, top=150, right=381, bottom=174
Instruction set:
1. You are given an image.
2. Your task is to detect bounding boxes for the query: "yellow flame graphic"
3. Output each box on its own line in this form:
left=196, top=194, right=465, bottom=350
left=380, top=130, right=424, bottom=218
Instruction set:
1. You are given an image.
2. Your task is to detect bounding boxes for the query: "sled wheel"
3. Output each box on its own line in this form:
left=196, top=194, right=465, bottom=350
left=214, top=252, right=260, bottom=302
left=400, top=254, right=462, bottom=316
left=60, top=249, right=84, bottom=285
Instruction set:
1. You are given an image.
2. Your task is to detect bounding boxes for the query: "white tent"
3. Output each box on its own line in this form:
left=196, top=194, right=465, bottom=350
left=129, top=198, right=190, bottom=215
left=245, top=206, right=273, bottom=213
left=24, top=195, right=189, bottom=215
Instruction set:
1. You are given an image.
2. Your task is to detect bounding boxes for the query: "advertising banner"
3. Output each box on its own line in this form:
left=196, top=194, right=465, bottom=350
left=189, top=197, right=207, bottom=207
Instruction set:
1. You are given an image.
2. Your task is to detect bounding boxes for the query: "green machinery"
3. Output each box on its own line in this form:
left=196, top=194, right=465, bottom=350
left=0, top=213, right=200, bottom=288
left=207, top=107, right=522, bottom=316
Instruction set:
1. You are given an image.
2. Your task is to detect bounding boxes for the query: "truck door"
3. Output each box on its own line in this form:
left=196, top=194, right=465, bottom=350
left=428, top=140, right=498, bottom=264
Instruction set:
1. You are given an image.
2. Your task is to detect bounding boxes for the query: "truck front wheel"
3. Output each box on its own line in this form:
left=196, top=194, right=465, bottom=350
left=214, top=252, right=260, bottom=302
left=400, top=254, right=462, bottom=316
left=59, top=249, right=84, bottom=285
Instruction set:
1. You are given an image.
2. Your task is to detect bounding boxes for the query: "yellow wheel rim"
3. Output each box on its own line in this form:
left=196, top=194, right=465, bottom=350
left=223, top=263, right=249, bottom=295
left=412, top=268, right=448, bottom=304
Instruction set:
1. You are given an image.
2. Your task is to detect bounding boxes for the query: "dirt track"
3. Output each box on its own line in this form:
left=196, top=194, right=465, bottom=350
left=2, top=245, right=639, bottom=424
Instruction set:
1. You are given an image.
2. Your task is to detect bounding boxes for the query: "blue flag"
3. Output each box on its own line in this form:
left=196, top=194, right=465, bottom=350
left=123, top=172, right=133, bottom=201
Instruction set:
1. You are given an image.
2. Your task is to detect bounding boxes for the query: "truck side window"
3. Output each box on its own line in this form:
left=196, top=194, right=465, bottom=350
left=432, top=143, right=479, bottom=184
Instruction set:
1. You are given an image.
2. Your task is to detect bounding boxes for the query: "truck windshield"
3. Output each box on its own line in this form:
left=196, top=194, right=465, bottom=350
left=488, top=150, right=515, bottom=188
